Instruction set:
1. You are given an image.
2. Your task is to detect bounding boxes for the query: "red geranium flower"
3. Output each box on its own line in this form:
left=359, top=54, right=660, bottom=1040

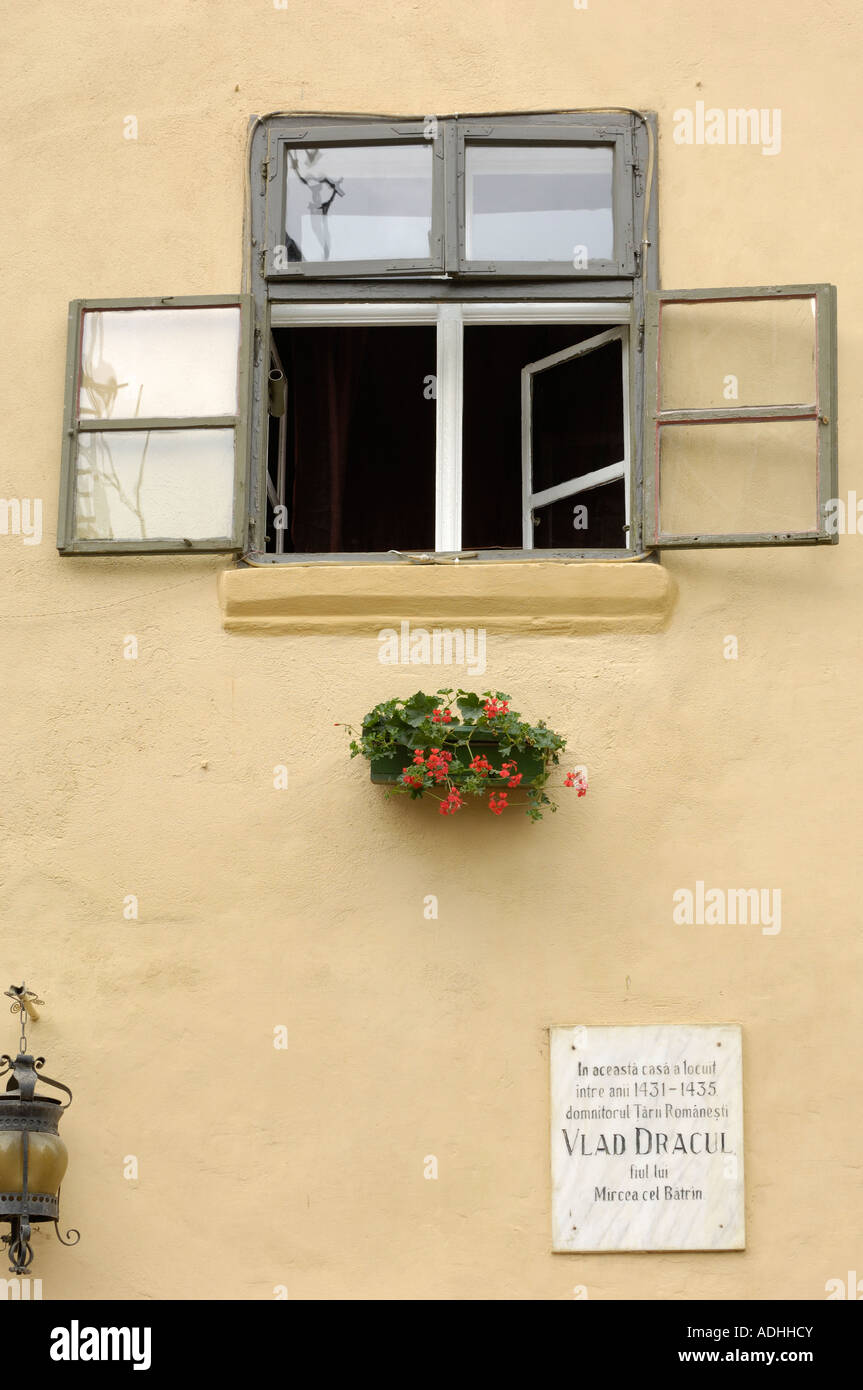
left=564, top=769, right=588, bottom=796
left=483, top=698, right=510, bottom=719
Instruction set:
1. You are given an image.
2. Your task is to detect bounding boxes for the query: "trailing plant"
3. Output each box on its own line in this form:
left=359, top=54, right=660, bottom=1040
left=341, top=689, right=588, bottom=821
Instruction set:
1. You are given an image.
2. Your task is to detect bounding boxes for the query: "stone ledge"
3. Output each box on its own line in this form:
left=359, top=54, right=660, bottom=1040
left=218, top=560, right=676, bottom=634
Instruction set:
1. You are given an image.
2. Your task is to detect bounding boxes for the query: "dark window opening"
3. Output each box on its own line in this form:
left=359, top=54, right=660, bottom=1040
left=267, top=325, right=436, bottom=553
left=462, top=324, right=627, bottom=551
left=265, top=320, right=627, bottom=555
left=535, top=478, right=626, bottom=548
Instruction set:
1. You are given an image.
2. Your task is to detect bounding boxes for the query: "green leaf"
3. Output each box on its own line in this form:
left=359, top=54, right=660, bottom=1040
left=456, top=692, right=483, bottom=722
left=403, top=692, right=440, bottom=726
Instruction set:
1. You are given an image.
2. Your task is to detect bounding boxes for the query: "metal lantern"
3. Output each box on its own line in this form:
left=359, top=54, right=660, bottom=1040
left=0, top=986, right=79, bottom=1274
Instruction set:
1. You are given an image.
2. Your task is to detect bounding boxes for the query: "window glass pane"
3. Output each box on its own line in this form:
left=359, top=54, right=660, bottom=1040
left=659, top=297, right=817, bottom=410
left=74, top=428, right=235, bottom=541
left=657, top=420, right=817, bottom=535
left=284, top=144, right=434, bottom=263
left=535, top=478, right=626, bottom=548
left=531, top=339, right=624, bottom=495
left=465, top=144, right=613, bottom=262
left=78, top=307, right=241, bottom=419
left=462, top=323, right=600, bottom=548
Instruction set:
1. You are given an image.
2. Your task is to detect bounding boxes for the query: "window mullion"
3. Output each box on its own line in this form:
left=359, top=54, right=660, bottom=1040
left=435, top=303, right=463, bottom=551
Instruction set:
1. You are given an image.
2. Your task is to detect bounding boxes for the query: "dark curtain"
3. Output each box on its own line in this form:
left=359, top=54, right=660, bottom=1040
left=287, top=326, right=368, bottom=552
left=279, top=326, right=436, bottom=553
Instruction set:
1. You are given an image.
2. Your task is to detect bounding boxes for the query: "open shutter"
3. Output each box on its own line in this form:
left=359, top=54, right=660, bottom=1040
left=521, top=326, right=630, bottom=550
left=58, top=294, right=253, bottom=554
left=642, top=284, right=837, bottom=547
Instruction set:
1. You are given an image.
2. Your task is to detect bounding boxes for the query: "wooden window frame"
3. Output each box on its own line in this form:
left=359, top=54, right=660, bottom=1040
left=454, top=116, right=637, bottom=279
left=642, top=284, right=839, bottom=548
left=267, top=300, right=633, bottom=557
left=520, top=326, right=631, bottom=550
left=248, top=111, right=658, bottom=561
left=263, top=120, right=446, bottom=280
left=55, top=117, right=842, bottom=565
left=57, top=295, right=253, bottom=555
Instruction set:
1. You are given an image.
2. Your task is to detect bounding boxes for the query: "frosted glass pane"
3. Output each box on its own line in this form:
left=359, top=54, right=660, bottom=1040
left=659, top=297, right=817, bottom=410
left=79, top=307, right=241, bottom=419
left=285, top=144, right=433, bottom=262
left=658, top=420, right=817, bottom=535
left=466, top=145, right=613, bottom=262
left=74, top=429, right=235, bottom=541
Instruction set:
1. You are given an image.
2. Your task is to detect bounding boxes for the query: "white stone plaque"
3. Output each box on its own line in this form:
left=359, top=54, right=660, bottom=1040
left=551, top=1024, right=745, bottom=1251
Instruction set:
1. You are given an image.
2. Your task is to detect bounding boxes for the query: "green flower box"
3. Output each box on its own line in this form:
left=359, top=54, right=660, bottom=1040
left=370, top=726, right=546, bottom=784
left=346, top=689, right=573, bottom=821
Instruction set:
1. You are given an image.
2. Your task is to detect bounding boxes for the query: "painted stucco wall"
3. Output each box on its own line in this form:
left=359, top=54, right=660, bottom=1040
left=1, top=0, right=861, bottom=1299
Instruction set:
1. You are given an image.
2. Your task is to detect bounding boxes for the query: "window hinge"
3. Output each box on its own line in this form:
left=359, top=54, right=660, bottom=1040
left=261, top=158, right=269, bottom=192
left=259, top=248, right=267, bottom=276
left=638, top=318, right=645, bottom=351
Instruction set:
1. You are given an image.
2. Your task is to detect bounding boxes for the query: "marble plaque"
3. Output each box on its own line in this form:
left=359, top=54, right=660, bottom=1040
left=551, top=1025, right=745, bottom=1251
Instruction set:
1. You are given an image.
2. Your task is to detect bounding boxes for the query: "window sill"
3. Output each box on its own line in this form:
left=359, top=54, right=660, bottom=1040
left=218, top=559, right=676, bottom=634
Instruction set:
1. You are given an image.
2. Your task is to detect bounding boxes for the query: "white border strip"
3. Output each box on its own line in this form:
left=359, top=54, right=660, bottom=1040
left=435, top=304, right=463, bottom=550
left=270, top=301, right=630, bottom=327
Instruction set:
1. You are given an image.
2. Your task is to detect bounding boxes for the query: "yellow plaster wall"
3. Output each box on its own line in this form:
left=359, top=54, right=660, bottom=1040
left=1, top=0, right=861, bottom=1299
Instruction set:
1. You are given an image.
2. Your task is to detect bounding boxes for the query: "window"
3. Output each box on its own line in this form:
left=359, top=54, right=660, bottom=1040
left=457, top=120, right=635, bottom=276
left=521, top=326, right=630, bottom=549
left=263, top=303, right=631, bottom=557
left=265, top=121, right=445, bottom=277
left=254, top=112, right=646, bottom=560
left=262, top=114, right=635, bottom=281
left=58, top=296, right=252, bottom=554
left=57, top=112, right=838, bottom=560
left=643, top=285, right=837, bottom=546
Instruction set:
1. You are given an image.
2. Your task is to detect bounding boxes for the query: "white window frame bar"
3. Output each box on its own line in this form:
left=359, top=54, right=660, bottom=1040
left=268, top=332, right=289, bottom=555
left=520, top=326, right=631, bottom=550
left=436, top=303, right=463, bottom=550
left=269, top=301, right=631, bottom=552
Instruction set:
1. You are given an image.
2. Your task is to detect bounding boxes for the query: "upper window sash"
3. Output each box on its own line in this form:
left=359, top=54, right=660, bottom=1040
left=58, top=295, right=253, bottom=555
left=264, top=121, right=446, bottom=279
left=454, top=119, right=637, bottom=279
left=260, top=115, right=642, bottom=282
